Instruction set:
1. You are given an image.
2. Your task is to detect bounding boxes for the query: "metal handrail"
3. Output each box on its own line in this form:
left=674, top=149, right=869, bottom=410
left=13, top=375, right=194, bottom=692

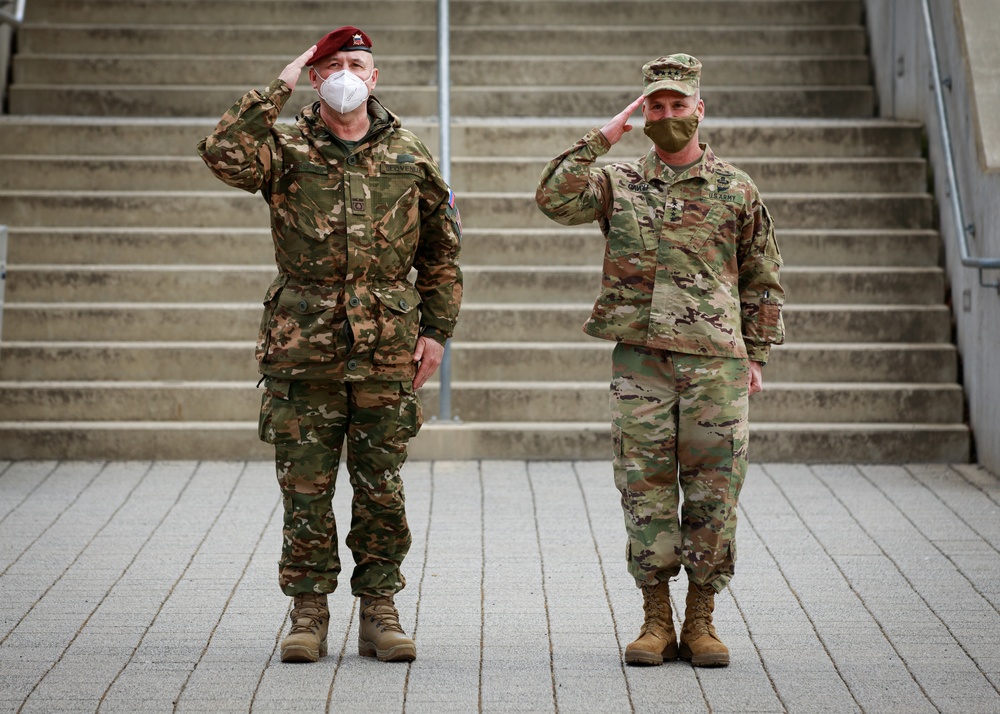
left=436, top=0, right=456, bottom=420
left=921, top=0, right=1000, bottom=293
left=0, top=0, right=25, bottom=26
left=0, top=225, right=8, bottom=351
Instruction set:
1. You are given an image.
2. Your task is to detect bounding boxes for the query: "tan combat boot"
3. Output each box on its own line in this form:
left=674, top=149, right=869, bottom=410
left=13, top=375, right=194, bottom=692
left=358, top=595, right=416, bottom=662
left=280, top=593, right=329, bottom=663
left=624, top=580, right=678, bottom=665
left=679, top=582, right=730, bottom=667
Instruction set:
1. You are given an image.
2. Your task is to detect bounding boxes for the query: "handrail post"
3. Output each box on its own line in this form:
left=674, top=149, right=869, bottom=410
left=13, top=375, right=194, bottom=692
left=436, top=0, right=455, bottom=420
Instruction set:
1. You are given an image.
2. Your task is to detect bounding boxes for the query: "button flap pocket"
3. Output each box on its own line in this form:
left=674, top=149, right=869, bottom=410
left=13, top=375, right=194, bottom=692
left=372, top=284, right=421, bottom=314
left=277, top=284, right=340, bottom=315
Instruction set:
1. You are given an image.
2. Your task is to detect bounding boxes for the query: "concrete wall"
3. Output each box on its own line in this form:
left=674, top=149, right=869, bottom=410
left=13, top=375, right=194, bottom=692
left=864, top=0, right=1000, bottom=473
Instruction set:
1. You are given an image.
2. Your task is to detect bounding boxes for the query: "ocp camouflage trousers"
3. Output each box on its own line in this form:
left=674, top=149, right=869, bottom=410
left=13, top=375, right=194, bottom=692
left=259, top=377, right=422, bottom=598
left=610, top=344, right=749, bottom=593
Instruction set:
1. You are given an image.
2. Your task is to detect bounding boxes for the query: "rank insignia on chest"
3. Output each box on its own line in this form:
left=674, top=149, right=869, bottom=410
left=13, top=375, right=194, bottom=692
left=351, top=198, right=365, bottom=212
left=665, top=196, right=683, bottom=224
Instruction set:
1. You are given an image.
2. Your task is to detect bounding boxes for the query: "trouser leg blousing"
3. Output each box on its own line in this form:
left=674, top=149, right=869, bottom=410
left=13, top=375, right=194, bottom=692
left=358, top=594, right=417, bottom=662
left=280, top=593, right=330, bottom=663
left=624, top=580, right=677, bottom=666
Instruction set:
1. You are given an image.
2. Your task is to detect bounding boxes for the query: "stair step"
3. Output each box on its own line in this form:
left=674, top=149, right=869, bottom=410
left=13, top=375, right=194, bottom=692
left=0, top=155, right=926, bottom=194
left=23, top=1, right=864, bottom=27
left=1, top=303, right=953, bottom=343
left=0, top=381, right=966, bottom=424
left=16, top=25, right=868, bottom=57
left=459, top=229, right=944, bottom=268
left=5, top=265, right=945, bottom=304
left=0, top=117, right=924, bottom=159
left=0, top=342, right=957, bottom=383
left=8, top=84, right=875, bottom=119
left=13, top=54, right=872, bottom=88
left=0, top=420, right=969, bottom=463
left=0, top=191, right=933, bottom=230
left=5, top=227, right=944, bottom=268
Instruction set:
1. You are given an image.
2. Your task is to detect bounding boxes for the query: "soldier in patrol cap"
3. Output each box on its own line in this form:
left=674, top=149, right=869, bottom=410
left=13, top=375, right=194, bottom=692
left=536, top=53, right=784, bottom=668
left=198, top=26, right=462, bottom=664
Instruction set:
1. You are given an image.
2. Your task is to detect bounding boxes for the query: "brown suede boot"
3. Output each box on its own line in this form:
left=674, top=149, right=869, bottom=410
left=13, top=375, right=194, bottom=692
left=280, top=593, right=329, bottom=663
left=358, top=595, right=416, bottom=662
left=679, top=582, right=729, bottom=667
left=624, top=580, right=678, bottom=665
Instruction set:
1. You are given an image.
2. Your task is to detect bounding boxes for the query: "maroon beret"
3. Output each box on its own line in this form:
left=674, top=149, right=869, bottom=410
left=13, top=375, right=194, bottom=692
left=309, top=26, right=373, bottom=64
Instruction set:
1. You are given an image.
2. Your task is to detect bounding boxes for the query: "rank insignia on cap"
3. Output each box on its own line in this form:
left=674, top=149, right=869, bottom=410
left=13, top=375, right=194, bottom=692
left=308, top=26, right=374, bottom=64
left=642, top=53, right=702, bottom=98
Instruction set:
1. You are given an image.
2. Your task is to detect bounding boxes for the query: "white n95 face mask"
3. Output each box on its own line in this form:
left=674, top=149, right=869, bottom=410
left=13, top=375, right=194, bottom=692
left=317, top=68, right=372, bottom=114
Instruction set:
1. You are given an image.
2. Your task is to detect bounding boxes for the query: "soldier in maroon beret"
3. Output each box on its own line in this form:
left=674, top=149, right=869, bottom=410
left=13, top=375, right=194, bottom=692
left=199, top=26, right=463, bottom=667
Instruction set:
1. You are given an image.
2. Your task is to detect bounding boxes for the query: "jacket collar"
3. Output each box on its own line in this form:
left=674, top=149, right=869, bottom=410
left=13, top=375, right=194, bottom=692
left=299, top=95, right=401, bottom=146
left=642, top=142, right=720, bottom=185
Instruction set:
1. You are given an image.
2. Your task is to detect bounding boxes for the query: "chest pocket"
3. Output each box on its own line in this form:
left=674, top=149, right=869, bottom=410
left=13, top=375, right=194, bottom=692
left=606, top=186, right=661, bottom=258
left=372, top=164, right=423, bottom=261
left=669, top=201, right=735, bottom=254
left=273, top=163, right=338, bottom=243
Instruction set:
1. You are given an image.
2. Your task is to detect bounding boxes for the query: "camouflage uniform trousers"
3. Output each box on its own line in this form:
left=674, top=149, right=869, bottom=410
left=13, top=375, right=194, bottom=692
left=610, top=343, right=749, bottom=593
left=258, top=376, right=422, bottom=597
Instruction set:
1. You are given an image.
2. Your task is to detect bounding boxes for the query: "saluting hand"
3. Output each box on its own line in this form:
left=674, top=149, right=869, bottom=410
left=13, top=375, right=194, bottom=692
left=600, top=95, right=644, bottom=146
left=278, top=45, right=317, bottom=90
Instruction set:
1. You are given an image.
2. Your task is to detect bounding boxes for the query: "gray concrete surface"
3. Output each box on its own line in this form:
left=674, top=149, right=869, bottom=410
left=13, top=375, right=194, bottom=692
left=2, top=459, right=999, bottom=713
left=864, top=0, right=1000, bottom=475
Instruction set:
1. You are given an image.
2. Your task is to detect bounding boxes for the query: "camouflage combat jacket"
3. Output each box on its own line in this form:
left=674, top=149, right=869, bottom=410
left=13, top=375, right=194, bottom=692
left=198, top=79, right=463, bottom=381
left=535, top=128, right=784, bottom=363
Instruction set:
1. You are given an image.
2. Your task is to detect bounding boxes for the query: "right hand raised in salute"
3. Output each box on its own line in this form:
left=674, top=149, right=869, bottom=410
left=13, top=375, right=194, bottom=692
left=278, top=45, right=318, bottom=90
left=600, top=95, right=644, bottom=146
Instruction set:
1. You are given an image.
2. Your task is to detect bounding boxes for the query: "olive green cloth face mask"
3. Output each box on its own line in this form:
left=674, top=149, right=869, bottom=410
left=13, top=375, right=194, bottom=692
left=643, top=114, right=700, bottom=153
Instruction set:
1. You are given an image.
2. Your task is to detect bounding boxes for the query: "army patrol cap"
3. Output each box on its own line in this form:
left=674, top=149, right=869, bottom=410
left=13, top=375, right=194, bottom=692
left=309, top=26, right=373, bottom=64
left=642, top=54, right=701, bottom=97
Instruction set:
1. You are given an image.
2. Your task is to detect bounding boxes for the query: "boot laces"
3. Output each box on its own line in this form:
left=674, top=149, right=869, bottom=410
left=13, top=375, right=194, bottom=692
left=363, top=597, right=405, bottom=634
left=290, top=595, right=327, bottom=635
left=687, top=590, right=716, bottom=637
left=639, top=584, right=671, bottom=635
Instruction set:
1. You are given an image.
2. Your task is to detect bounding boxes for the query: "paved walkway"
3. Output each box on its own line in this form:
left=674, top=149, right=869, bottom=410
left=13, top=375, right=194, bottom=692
left=1, top=460, right=999, bottom=713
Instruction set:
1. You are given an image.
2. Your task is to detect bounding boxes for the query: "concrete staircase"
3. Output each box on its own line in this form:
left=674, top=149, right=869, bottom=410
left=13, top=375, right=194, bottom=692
left=0, top=0, right=970, bottom=462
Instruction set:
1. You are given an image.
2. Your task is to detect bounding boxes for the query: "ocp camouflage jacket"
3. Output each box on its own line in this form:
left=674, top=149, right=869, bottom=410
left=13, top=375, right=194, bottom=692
left=198, top=79, right=463, bottom=381
left=535, top=128, right=784, bottom=363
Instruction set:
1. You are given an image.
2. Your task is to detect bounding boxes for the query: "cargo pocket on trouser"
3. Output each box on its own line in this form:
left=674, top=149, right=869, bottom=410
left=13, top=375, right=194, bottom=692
left=397, top=381, right=424, bottom=443
left=258, top=377, right=302, bottom=444
left=347, top=381, right=422, bottom=469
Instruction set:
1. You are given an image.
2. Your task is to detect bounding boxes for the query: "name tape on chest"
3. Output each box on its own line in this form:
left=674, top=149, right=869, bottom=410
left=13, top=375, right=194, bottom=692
left=381, top=163, right=423, bottom=176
